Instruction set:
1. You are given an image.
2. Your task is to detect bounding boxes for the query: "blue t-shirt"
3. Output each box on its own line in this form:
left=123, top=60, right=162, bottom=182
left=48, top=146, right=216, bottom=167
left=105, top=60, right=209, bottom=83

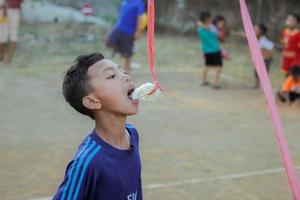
left=197, top=26, right=220, bottom=54
left=115, top=0, right=145, bottom=36
left=52, top=124, right=142, bottom=200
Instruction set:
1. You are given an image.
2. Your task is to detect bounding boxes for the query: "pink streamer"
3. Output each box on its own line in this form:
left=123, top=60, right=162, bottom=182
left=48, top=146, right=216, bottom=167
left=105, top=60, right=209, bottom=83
left=147, top=0, right=163, bottom=95
left=239, top=0, right=300, bottom=199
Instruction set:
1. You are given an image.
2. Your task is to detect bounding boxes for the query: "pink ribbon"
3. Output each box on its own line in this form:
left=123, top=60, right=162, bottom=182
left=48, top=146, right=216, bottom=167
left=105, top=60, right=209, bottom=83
left=147, top=0, right=163, bottom=94
left=239, top=0, right=300, bottom=199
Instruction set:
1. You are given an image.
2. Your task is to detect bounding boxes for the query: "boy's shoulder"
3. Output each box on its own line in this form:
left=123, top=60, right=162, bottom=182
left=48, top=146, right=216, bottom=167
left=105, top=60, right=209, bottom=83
left=125, top=123, right=140, bottom=144
left=72, top=135, right=103, bottom=170
left=74, top=124, right=139, bottom=162
left=125, top=123, right=138, bottom=133
left=210, top=25, right=218, bottom=34
left=75, top=124, right=139, bottom=157
left=282, top=28, right=300, bottom=37
left=197, top=26, right=215, bottom=34
left=197, top=27, right=208, bottom=36
left=197, top=26, right=205, bottom=32
left=122, top=0, right=141, bottom=9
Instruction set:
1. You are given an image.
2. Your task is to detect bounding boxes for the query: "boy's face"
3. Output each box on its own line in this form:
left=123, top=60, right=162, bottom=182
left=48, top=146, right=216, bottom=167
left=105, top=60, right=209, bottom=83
left=202, top=17, right=212, bottom=29
left=216, top=20, right=225, bottom=29
left=86, top=59, right=139, bottom=116
left=205, top=17, right=212, bottom=25
left=254, top=26, right=261, bottom=37
left=285, top=15, right=298, bottom=28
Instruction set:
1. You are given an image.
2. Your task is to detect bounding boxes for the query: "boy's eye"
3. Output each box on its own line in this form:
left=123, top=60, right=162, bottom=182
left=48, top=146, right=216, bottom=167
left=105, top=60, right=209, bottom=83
left=107, top=74, right=116, bottom=79
left=120, top=68, right=127, bottom=74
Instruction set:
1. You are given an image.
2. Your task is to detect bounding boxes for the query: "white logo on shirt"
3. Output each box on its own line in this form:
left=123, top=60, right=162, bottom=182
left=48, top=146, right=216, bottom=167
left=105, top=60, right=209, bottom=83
left=127, top=191, right=137, bottom=200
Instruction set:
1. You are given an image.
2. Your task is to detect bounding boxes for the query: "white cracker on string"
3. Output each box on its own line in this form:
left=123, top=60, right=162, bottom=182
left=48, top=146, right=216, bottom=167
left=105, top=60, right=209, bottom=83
left=132, top=82, right=161, bottom=101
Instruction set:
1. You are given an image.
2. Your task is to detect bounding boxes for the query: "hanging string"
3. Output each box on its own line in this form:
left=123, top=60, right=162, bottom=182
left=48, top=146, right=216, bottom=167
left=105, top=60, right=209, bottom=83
left=240, top=0, right=300, bottom=199
left=147, top=0, right=163, bottom=94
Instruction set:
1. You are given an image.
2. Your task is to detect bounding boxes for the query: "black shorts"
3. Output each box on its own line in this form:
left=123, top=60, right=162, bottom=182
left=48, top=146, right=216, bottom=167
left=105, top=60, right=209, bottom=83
left=204, top=51, right=223, bottom=67
left=277, top=92, right=300, bottom=102
left=289, top=92, right=300, bottom=102
left=106, top=29, right=134, bottom=57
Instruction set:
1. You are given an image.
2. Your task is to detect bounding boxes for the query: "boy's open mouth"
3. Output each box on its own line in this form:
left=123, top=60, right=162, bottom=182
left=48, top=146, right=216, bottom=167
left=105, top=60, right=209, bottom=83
left=127, top=88, right=135, bottom=100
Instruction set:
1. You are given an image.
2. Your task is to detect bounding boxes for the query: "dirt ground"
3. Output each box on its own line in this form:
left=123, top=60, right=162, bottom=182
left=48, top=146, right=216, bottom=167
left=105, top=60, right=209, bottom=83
left=0, top=24, right=300, bottom=200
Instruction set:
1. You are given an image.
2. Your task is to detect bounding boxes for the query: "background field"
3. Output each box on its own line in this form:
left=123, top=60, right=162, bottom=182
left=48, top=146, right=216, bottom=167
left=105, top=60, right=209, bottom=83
left=0, top=23, right=299, bottom=200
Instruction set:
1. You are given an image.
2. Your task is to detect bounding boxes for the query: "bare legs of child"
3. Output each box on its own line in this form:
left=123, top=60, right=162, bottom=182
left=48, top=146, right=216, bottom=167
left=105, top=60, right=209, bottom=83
left=124, top=56, right=131, bottom=72
left=202, top=66, right=209, bottom=85
left=214, top=67, right=222, bottom=89
left=253, top=75, right=260, bottom=89
left=0, top=43, right=4, bottom=61
left=6, top=42, right=17, bottom=64
left=253, top=59, right=272, bottom=89
left=202, top=66, right=222, bottom=89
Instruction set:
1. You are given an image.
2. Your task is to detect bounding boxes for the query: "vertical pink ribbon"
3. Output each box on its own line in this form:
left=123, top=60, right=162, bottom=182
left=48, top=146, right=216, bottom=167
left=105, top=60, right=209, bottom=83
left=239, top=0, right=300, bottom=199
left=147, top=0, right=163, bottom=94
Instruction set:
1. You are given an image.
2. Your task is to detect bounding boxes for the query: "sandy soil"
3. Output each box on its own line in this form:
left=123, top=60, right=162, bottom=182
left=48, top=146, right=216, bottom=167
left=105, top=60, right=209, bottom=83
left=0, top=24, right=299, bottom=200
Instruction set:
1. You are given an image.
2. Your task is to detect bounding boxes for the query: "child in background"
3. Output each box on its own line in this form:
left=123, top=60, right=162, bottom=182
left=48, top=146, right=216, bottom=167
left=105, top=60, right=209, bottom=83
left=197, top=12, right=223, bottom=89
left=0, top=0, right=7, bottom=61
left=106, top=0, right=145, bottom=71
left=212, top=16, right=227, bottom=42
left=212, top=15, right=230, bottom=60
left=2, top=0, right=23, bottom=64
left=253, top=24, right=274, bottom=89
left=280, top=14, right=300, bottom=76
left=277, top=66, right=300, bottom=104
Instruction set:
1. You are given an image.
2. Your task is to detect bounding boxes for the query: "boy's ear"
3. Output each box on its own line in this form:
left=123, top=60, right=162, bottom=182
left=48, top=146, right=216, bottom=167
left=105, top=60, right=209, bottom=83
left=82, top=95, right=102, bottom=110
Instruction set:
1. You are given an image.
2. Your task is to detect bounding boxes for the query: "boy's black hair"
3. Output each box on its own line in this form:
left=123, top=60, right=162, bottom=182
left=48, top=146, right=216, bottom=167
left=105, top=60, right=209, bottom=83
left=63, top=53, right=105, bottom=119
left=213, top=15, right=226, bottom=25
left=290, top=66, right=300, bottom=78
left=258, top=23, right=267, bottom=35
left=289, top=13, right=300, bottom=23
left=199, top=11, right=212, bottom=23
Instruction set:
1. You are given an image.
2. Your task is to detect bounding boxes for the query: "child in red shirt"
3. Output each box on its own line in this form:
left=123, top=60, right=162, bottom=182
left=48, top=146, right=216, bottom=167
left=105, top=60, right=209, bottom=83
left=280, top=14, right=300, bottom=75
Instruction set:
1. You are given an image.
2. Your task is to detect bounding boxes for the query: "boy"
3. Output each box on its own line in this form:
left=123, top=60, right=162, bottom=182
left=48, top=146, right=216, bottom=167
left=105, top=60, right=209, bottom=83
left=212, top=15, right=227, bottom=43
left=280, top=14, right=300, bottom=75
left=277, top=66, right=300, bottom=104
left=106, top=0, right=145, bottom=71
left=2, top=0, right=23, bottom=64
left=52, top=53, right=143, bottom=200
left=212, top=15, right=230, bottom=60
left=197, top=12, right=223, bottom=89
left=253, top=24, right=274, bottom=89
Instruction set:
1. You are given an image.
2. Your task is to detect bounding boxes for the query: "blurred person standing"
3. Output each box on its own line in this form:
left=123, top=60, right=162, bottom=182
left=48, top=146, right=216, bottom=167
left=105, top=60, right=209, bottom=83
left=197, top=12, right=223, bottom=89
left=212, top=15, right=230, bottom=60
left=0, top=0, right=7, bottom=61
left=6, top=0, right=23, bottom=64
left=277, top=66, right=300, bottom=104
left=280, top=14, right=300, bottom=76
left=253, top=24, right=274, bottom=89
left=106, top=0, right=145, bottom=72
